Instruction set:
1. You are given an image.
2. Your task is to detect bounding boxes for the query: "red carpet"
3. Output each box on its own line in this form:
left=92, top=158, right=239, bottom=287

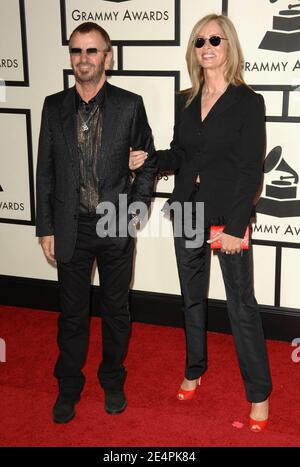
left=0, top=305, right=299, bottom=447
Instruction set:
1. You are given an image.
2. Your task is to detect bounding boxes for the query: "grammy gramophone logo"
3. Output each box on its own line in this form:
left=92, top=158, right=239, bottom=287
left=259, top=0, right=300, bottom=52
left=257, top=146, right=300, bottom=217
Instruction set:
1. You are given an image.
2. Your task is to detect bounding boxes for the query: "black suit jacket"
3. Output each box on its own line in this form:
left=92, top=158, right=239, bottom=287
left=36, top=82, right=156, bottom=262
left=157, top=84, right=265, bottom=238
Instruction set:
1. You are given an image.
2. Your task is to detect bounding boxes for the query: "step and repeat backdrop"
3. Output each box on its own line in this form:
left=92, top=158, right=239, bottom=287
left=0, top=0, right=300, bottom=311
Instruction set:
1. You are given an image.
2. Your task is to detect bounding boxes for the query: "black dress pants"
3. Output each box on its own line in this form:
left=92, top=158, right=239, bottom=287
left=174, top=228, right=272, bottom=403
left=54, top=215, right=134, bottom=400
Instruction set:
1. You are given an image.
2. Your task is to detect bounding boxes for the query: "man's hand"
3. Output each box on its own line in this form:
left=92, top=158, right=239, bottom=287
left=40, top=235, right=56, bottom=262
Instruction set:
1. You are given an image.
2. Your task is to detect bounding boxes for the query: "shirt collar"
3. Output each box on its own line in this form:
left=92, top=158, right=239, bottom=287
left=75, top=82, right=106, bottom=112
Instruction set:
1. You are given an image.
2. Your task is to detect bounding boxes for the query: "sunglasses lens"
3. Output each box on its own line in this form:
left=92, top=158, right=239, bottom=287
left=86, top=48, right=98, bottom=55
left=210, top=36, right=221, bottom=46
left=70, top=48, right=81, bottom=55
left=194, top=38, right=205, bottom=48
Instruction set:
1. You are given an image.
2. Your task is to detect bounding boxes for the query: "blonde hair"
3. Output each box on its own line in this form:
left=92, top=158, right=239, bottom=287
left=184, top=14, right=246, bottom=106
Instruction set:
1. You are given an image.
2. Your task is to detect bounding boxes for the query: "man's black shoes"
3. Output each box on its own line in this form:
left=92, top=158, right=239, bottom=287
left=52, top=395, right=79, bottom=424
left=104, top=389, right=127, bottom=415
left=52, top=390, right=127, bottom=421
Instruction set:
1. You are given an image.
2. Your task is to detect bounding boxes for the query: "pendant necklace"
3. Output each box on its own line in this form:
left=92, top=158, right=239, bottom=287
left=78, top=106, right=97, bottom=132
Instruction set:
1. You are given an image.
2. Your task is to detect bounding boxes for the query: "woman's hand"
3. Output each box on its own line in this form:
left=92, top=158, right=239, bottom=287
left=207, top=232, right=243, bottom=254
left=129, top=148, right=148, bottom=170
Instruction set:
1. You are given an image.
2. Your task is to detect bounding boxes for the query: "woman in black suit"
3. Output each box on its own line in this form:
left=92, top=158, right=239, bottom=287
left=130, top=14, right=272, bottom=431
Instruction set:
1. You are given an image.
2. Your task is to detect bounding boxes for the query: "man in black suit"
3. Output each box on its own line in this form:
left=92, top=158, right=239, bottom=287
left=36, top=22, right=156, bottom=423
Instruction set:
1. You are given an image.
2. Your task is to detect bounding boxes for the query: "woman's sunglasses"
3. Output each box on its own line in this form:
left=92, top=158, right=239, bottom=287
left=193, top=36, right=228, bottom=48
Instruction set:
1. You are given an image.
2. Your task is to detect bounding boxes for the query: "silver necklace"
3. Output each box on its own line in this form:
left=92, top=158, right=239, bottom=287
left=78, top=107, right=96, bottom=132
left=203, top=84, right=228, bottom=99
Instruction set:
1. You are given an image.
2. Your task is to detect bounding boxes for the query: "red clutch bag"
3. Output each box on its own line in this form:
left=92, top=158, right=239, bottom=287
left=209, top=225, right=250, bottom=250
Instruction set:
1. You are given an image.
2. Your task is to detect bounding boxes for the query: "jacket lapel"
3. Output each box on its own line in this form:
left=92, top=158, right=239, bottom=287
left=198, top=84, right=244, bottom=125
left=189, top=92, right=202, bottom=129
left=99, top=82, right=121, bottom=176
left=61, top=87, right=79, bottom=183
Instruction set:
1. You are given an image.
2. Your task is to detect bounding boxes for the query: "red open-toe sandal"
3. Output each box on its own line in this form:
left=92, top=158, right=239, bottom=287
left=177, top=377, right=201, bottom=401
left=249, top=417, right=268, bottom=432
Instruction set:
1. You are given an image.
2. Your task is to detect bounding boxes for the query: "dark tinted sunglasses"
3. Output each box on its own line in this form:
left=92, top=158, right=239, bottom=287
left=69, top=47, right=106, bottom=56
left=194, top=36, right=228, bottom=48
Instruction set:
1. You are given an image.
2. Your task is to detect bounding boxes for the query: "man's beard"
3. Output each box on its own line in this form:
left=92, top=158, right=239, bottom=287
left=73, top=61, right=105, bottom=85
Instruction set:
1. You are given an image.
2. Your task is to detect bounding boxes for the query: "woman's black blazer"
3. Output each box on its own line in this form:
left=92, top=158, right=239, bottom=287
left=157, top=84, right=265, bottom=238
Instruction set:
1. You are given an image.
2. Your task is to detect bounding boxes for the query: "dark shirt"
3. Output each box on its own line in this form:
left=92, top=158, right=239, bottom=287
left=76, top=84, right=106, bottom=215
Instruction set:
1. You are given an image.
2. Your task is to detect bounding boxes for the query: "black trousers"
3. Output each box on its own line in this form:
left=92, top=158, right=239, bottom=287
left=174, top=229, right=272, bottom=403
left=54, top=215, right=134, bottom=400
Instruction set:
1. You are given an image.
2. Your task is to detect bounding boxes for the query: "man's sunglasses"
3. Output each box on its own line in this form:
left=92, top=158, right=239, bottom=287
left=69, top=47, right=106, bottom=56
left=193, top=36, right=228, bottom=48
